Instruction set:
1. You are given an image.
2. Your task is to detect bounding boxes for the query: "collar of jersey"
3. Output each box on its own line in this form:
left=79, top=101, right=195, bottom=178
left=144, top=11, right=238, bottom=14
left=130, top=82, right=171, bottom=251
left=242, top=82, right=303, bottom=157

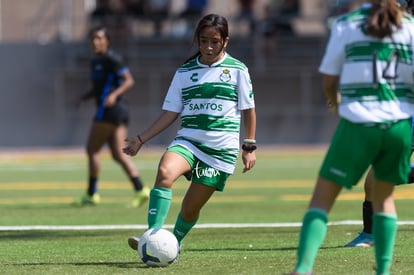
left=197, top=52, right=227, bottom=67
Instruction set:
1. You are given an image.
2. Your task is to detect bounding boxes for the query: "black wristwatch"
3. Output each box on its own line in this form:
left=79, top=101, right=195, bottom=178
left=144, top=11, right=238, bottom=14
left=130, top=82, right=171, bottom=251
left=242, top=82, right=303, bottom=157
left=242, top=144, right=257, bottom=152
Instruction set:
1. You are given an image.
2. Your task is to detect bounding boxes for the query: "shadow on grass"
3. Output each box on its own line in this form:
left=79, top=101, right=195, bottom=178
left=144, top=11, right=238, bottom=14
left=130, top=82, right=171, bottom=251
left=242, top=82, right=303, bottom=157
left=185, top=244, right=351, bottom=253
left=0, top=230, right=121, bottom=240
left=187, top=247, right=297, bottom=252
left=7, top=261, right=155, bottom=269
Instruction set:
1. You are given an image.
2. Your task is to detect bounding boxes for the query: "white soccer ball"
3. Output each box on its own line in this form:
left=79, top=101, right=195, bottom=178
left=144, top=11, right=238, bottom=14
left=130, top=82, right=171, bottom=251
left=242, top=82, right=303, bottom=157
left=138, top=228, right=180, bottom=267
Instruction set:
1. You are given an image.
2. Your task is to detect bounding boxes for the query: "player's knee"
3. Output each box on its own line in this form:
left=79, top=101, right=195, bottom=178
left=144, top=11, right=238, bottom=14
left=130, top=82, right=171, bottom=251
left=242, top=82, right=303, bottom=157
left=158, top=163, right=174, bottom=177
left=111, top=153, right=122, bottom=163
left=155, top=165, right=176, bottom=187
left=86, top=149, right=99, bottom=159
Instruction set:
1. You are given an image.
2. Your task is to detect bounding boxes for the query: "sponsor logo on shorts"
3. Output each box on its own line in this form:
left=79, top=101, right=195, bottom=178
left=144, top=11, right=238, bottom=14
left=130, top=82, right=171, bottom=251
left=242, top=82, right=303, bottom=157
left=330, top=167, right=347, bottom=178
left=195, top=161, right=220, bottom=178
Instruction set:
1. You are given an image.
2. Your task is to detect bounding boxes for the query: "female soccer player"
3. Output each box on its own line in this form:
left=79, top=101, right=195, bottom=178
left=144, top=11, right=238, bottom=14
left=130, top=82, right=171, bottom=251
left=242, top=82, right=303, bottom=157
left=345, top=0, right=414, bottom=248
left=123, top=14, right=256, bottom=249
left=74, top=26, right=149, bottom=207
left=290, top=1, right=414, bottom=274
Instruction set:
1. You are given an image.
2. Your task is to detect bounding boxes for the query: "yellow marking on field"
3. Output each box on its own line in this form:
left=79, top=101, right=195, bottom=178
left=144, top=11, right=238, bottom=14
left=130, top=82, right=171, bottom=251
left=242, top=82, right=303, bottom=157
left=282, top=188, right=414, bottom=201
left=0, top=180, right=314, bottom=190
left=4, top=179, right=414, bottom=205
left=0, top=182, right=132, bottom=190
left=0, top=148, right=166, bottom=163
left=202, top=195, right=264, bottom=203
left=0, top=196, right=148, bottom=205
left=228, top=180, right=314, bottom=188
left=0, top=197, right=76, bottom=204
left=0, top=153, right=84, bottom=163
left=0, top=195, right=265, bottom=205
left=3, top=187, right=414, bottom=205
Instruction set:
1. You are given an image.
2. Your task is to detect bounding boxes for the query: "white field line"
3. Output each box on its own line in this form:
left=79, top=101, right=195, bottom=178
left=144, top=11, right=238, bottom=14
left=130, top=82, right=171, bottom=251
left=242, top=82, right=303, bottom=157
left=1, top=220, right=414, bottom=231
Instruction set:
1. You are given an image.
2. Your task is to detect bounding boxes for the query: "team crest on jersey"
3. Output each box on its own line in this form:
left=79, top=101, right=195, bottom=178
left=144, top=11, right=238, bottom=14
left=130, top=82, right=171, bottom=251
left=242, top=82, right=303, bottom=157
left=219, top=69, right=231, bottom=82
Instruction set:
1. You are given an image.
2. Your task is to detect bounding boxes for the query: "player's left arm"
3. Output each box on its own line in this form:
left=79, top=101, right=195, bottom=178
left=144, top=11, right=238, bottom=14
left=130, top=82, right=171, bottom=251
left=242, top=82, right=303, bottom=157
left=105, top=69, right=135, bottom=107
left=241, top=108, right=256, bottom=173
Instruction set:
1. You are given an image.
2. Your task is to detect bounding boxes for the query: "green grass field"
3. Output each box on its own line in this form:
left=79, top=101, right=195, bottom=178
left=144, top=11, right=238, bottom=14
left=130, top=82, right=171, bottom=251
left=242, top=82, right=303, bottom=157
left=1, top=146, right=414, bottom=274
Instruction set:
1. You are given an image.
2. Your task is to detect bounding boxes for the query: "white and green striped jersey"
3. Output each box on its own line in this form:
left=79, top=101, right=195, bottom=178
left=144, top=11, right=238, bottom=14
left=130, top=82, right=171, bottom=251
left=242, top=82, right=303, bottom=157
left=319, top=3, right=414, bottom=123
left=162, top=53, right=255, bottom=174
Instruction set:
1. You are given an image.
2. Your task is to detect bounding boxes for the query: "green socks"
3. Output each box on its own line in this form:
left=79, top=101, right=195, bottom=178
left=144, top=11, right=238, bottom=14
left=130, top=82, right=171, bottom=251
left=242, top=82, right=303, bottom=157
left=174, top=213, right=198, bottom=244
left=373, top=213, right=397, bottom=275
left=147, top=187, right=172, bottom=229
left=147, top=187, right=197, bottom=244
left=294, top=209, right=397, bottom=274
left=295, top=208, right=328, bottom=273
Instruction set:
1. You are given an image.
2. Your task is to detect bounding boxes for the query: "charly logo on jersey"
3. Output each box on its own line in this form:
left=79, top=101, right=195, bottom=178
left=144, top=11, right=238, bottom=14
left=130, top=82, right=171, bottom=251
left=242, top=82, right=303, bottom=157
left=190, top=73, right=198, bottom=82
left=194, top=161, right=220, bottom=179
left=219, top=69, right=231, bottom=82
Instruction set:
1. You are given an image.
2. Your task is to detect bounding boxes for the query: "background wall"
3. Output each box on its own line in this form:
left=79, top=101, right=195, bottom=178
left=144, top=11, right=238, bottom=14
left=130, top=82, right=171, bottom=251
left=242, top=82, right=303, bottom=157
left=0, top=35, right=338, bottom=147
left=0, top=0, right=349, bottom=148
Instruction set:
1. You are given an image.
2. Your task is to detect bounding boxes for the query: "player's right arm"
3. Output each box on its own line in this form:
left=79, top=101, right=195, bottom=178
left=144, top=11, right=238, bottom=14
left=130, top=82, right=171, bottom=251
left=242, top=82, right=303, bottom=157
left=76, top=89, right=95, bottom=109
left=123, top=110, right=179, bottom=156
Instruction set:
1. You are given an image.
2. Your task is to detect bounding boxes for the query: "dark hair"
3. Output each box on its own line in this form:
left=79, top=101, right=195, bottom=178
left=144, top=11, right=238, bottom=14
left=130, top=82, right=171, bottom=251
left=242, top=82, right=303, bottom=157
left=406, top=0, right=414, bottom=14
left=184, top=14, right=229, bottom=64
left=89, top=26, right=111, bottom=42
left=363, top=0, right=403, bottom=39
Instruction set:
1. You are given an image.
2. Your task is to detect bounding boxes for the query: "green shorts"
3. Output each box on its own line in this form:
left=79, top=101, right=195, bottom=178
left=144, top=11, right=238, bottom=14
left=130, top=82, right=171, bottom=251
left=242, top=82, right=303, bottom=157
left=319, top=118, right=412, bottom=189
left=167, top=145, right=230, bottom=191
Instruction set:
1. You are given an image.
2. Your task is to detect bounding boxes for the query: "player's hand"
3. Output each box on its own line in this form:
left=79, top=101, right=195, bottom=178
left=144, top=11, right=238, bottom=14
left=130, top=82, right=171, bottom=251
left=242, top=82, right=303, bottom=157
left=242, top=150, right=256, bottom=173
left=123, top=136, right=143, bottom=156
left=105, top=93, right=117, bottom=107
left=326, top=99, right=338, bottom=113
left=327, top=92, right=340, bottom=113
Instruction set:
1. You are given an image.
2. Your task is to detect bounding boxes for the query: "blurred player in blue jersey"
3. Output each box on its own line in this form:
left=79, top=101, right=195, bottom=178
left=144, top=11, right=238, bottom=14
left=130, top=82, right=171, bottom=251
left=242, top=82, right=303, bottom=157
left=74, top=26, right=149, bottom=207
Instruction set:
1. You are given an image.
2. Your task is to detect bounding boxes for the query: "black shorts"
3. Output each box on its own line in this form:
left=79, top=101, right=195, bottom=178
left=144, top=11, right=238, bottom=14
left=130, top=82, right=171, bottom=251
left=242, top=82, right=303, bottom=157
left=94, top=101, right=129, bottom=126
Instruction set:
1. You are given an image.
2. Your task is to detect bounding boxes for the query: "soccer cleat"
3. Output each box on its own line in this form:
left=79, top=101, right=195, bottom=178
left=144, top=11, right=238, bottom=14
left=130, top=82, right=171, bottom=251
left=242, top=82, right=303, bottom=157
left=131, top=187, right=150, bottom=208
left=344, top=231, right=373, bottom=247
left=289, top=272, right=313, bottom=275
left=72, top=193, right=100, bottom=206
left=128, top=236, right=139, bottom=251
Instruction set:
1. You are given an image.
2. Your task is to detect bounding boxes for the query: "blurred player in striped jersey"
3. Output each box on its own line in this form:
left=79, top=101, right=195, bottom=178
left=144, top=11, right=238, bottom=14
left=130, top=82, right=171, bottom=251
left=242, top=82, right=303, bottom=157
left=291, top=1, right=414, bottom=274
left=345, top=0, right=414, bottom=248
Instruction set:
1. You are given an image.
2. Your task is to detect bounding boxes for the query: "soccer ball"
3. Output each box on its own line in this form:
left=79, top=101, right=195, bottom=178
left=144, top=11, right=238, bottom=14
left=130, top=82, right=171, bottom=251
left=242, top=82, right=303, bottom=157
left=138, top=228, right=180, bottom=267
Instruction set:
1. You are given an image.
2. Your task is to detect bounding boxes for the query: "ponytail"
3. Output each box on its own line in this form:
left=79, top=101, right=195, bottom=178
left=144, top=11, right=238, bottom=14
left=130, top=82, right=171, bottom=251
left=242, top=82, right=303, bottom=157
left=363, top=0, right=403, bottom=39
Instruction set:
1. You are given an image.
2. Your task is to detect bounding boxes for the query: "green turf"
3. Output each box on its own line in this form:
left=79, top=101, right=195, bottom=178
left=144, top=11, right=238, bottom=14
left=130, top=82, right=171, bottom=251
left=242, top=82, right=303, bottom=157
left=1, top=148, right=414, bottom=274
